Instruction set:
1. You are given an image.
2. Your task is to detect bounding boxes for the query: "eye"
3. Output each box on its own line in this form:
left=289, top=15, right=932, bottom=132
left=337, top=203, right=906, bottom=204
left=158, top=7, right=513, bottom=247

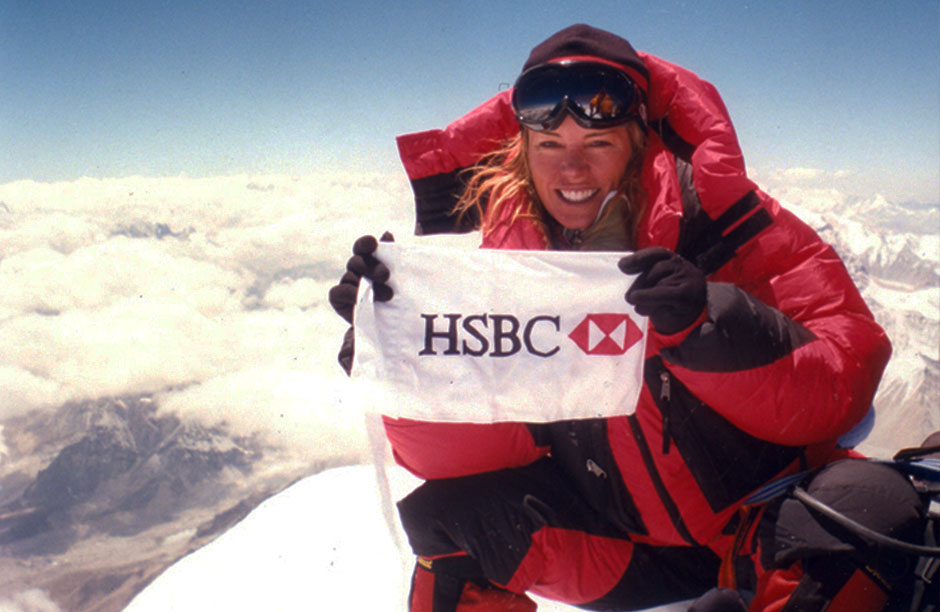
left=535, top=139, right=562, bottom=149
left=586, top=139, right=613, bottom=148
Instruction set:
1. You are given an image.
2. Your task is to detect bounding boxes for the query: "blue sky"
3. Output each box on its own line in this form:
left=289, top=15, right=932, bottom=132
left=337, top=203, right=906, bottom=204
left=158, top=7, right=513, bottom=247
left=2, top=0, right=938, bottom=203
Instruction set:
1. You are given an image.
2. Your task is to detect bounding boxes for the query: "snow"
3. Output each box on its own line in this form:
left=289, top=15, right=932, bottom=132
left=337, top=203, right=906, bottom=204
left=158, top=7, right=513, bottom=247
left=126, top=464, right=690, bottom=611
left=126, top=465, right=414, bottom=611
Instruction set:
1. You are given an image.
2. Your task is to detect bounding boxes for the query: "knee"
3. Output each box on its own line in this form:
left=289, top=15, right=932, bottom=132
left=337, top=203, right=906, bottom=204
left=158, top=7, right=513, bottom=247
left=397, top=479, right=460, bottom=555
left=774, top=459, right=925, bottom=583
left=801, top=459, right=924, bottom=542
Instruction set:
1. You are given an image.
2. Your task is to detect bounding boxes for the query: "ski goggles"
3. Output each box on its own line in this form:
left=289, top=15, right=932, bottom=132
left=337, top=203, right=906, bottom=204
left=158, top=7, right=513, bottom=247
left=511, top=61, right=645, bottom=131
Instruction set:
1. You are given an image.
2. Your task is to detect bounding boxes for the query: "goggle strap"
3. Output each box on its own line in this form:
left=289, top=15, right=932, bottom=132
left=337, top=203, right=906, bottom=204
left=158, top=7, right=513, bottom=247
left=547, top=55, right=648, bottom=93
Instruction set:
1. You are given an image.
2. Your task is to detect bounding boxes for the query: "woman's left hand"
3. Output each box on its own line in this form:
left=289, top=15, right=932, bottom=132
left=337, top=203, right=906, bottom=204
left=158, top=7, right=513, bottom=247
left=618, top=247, right=706, bottom=335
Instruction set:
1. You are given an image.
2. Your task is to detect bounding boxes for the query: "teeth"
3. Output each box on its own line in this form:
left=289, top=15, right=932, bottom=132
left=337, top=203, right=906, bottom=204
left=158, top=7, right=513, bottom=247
left=559, top=189, right=598, bottom=202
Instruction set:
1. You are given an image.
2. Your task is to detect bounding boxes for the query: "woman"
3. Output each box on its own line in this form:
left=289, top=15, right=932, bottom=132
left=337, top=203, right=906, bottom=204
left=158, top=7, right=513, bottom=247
left=329, top=25, right=922, bottom=611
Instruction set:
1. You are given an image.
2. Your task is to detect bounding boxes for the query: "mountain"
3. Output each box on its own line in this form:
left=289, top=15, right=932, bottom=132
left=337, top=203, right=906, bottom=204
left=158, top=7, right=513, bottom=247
left=782, top=194, right=939, bottom=457
left=0, top=395, right=312, bottom=612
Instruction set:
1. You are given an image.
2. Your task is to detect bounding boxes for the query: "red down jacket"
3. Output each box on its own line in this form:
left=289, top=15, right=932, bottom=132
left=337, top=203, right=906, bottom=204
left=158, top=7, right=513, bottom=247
left=384, top=52, right=891, bottom=548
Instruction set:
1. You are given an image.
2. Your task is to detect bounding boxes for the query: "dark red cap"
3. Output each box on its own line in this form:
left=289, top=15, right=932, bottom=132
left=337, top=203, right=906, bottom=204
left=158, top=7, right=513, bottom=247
left=522, top=24, right=649, bottom=93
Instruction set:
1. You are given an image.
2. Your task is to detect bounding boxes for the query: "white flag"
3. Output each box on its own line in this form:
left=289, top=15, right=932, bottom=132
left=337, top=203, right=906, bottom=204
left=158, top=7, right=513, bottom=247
left=352, top=243, right=647, bottom=423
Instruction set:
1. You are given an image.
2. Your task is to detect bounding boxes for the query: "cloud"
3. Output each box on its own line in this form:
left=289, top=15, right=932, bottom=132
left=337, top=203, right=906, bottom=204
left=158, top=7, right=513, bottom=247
left=0, top=172, right=416, bottom=429
left=0, top=239, right=242, bottom=315
left=156, top=365, right=369, bottom=465
left=0, top=589, right=63, bottom=612
left=777, top=167, right=826, bottom=182
left=263, top=277, right=323, bottom=310
left=747, top=163, right=939, bottom=207
left=0, top=365, right=70, bottom=417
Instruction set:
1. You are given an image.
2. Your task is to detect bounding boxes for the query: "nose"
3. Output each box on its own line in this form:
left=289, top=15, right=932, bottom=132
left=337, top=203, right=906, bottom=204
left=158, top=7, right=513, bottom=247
left=560, top=147, right=588, bottom=174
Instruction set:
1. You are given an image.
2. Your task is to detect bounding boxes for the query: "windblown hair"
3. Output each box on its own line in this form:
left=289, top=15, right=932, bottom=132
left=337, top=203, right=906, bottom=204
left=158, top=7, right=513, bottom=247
left=454, top=123, right=648, bottom=244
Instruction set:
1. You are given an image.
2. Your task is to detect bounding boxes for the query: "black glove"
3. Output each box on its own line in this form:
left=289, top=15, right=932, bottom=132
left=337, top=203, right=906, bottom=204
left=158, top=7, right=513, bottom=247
left=328, top=232, right=394, bottom=375
left=618, top=247, right=706, bottom=335
left=338, top=327, right=355, bottom=376
left=328, top=232, right=395, bottom=323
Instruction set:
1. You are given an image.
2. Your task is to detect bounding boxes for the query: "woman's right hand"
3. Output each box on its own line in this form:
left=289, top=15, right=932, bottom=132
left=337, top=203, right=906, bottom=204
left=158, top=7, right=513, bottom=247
left=328, top=232, right=394, bottom=374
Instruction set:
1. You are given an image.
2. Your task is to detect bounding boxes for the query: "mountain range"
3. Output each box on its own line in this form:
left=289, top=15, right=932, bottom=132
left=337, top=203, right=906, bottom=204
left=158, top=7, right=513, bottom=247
left=0, top=182, right=936, bottom=611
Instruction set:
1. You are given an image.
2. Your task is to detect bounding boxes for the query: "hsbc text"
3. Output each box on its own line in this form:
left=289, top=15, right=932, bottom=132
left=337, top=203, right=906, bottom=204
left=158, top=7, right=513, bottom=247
left=418, top=313, right=561, bottom=358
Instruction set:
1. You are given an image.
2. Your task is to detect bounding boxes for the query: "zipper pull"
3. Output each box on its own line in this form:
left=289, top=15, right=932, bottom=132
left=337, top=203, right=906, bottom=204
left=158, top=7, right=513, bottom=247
left=586, top=458, right=608, bottom=479
left=660, top=370, right=672, bottom=454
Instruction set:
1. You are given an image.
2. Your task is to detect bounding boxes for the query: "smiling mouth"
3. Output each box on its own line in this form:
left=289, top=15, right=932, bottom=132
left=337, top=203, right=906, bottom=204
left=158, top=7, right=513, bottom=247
left=557, top=188, right=599, bottom=203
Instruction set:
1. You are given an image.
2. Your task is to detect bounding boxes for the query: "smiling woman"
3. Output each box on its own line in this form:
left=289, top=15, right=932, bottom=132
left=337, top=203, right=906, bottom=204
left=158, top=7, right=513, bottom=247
left=327, top=23, right=922, bottom=612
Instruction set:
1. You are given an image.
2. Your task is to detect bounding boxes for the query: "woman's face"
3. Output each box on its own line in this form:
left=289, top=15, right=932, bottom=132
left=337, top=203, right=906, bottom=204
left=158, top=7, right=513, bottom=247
left=526, top=116, right=634, bottom=230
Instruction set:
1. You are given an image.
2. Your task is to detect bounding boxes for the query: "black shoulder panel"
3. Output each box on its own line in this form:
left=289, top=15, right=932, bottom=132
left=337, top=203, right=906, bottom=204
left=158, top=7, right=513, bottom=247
left=650, top=118, right=696, bottom=163
left=676, top=189, right=774, bottom=277
left=411, top=168, right=478, bottom=235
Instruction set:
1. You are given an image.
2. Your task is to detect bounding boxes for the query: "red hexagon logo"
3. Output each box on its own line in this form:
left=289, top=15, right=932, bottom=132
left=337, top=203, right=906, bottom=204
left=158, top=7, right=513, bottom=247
left=568, top=313, right=643, bottom=355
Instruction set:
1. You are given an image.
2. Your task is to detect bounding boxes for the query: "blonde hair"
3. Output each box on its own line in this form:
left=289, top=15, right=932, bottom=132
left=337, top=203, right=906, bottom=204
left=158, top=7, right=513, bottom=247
left=454, top=122, right=648, bottom=244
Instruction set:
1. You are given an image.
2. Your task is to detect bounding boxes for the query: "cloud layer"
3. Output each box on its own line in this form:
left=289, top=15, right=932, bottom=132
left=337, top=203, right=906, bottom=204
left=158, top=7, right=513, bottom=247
left=1, top=170, right=934, bottom=461
left=0, top=172, right=484, bottom=469
left=0, top=173, right=423, bottom=463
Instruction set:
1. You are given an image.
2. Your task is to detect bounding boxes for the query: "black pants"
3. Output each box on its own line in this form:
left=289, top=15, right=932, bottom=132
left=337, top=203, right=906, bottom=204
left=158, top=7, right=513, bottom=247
left=398, top=457, right=925, bottom=611
left=398, top=457, right=721, bottom=610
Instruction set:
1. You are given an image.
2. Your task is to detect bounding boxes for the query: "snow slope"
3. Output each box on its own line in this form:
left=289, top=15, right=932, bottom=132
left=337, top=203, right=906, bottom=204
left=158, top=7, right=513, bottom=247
left=126, top=465, right=414, bottom=611
left=126, top=464, right=689, bottom=612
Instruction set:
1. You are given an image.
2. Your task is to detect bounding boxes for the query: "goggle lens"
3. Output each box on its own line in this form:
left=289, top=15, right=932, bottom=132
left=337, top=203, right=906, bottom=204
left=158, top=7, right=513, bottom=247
left=512, top=62, right=643, bottom=131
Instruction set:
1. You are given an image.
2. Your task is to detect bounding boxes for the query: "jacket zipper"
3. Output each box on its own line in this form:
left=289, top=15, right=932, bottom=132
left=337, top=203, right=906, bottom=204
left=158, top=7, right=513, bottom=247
left=626, top=413, right=698, bottom=546
left=660, top=369, right=672, bottom=454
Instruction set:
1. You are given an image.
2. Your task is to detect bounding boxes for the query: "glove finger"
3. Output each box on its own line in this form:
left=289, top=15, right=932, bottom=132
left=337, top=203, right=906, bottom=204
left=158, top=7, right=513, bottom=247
left=379, top=231, right=395, bottom=242
left=338, top=327, right=355, bottom=376
left=328, top=284, right=359, bottom=323
left=353, top=235, right=378, bottom=256
left=626, top=283, right=691, bottom=307
left=339, top=270, right=360, bottom=286
left=328, top=283, right=359, bottom=307
left=628, top=300, right=658, bottom=318
left=347, top=252, right=391, bottom=283
left=373, top=283, right=394, bottom=302
left=370, top=261, right=390, bottom=284
left=618, top=247, right=674, bottom=275
left=638, top=258, right=687, bottom=287
left=629, top=300, right=694, bottom=318
left=347, top=254, right=369, bottom=277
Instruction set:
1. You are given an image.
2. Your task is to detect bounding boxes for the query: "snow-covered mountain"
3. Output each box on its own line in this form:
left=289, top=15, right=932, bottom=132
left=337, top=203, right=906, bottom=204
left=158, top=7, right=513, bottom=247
left=0, top=394, right=311, bottom=611
left=778, top=190, right=939, bottom=457
left=0, top=174, right=935, bottom=611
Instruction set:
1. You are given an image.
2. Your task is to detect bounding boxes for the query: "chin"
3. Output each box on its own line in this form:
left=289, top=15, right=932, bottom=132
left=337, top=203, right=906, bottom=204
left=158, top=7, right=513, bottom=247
left=564, top=221, right=591, bottom=230
left=556, top=211, right=595, bottom=230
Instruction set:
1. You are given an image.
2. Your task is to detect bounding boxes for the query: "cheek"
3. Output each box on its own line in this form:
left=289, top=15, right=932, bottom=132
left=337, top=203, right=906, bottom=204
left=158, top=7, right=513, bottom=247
left=528, top=153, right=555, bottom=178
left=527, top=155, right=557, bottom=196
left=593, top=152, right=631, bottom=186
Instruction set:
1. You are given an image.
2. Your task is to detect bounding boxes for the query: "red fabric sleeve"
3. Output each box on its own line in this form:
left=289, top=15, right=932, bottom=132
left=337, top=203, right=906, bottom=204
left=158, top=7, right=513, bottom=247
left=640, top=52, right=757, bottom=217
left=382, top=416, right=549, bottom=480
left=396, top=90, right=518, bottom=181
left=669, top=197, right=891, bottom=445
